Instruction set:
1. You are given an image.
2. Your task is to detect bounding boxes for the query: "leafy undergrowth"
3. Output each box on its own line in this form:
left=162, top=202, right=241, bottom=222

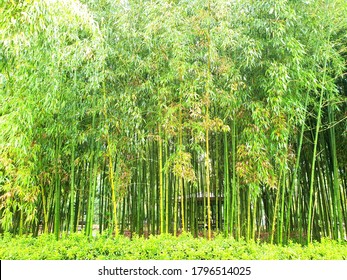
left=0, top=232, right=346, bottom=260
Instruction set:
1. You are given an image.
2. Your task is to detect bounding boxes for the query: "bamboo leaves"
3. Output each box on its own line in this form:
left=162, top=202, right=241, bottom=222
left=0, top=0, right=105, bottom=236
left=0, top=0, right=346, bottom=243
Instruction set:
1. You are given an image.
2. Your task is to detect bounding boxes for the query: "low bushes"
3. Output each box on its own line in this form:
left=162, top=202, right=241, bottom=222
left=1, top=232, right=346, bottom=260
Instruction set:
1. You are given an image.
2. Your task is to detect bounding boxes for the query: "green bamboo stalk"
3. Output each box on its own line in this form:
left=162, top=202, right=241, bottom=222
left=54, top=135, right=62, bottom=240
left=279, top=170, right=287, bottom=244
left=285, top=91, right=309, bottom=242
left=165, top=134, right=169, bottom=234
left=205, top=119, right=212, bottom=240
left=86, top=100, right=97, bottom=237
left=231, top=118, right=237, bottom=238
left=19, top=204, right=24, bottom=236
left=307, top=17, right=332, bottom=243
left=174, top=176, right=178, bottom=236
left=307, top=89, right=325, bottom=244
left=178, top=107, right=185, bottom=232
left=99, top=160, right=106, bottom=234
left=328, top=101, right=344, bottom=240
left=158, top=125, right=164, bottom=234
left=270, top=171, right=282, bottom=244
left=223, top=131, right=230, bottom=236
left=69, top=71, right=77, bottom=234
left=215, top=132, right=220, bottom=231
left=106, top=123, right=118, bottom=235
left=252, top=196, right=258, bottom=240
left=69, top=142, right=76, bottom=233
left=40, top=185, right=49, bottom=233
left=246, top=187, right=251, bottom=241
left=102, top=72, right=119, bottom=236
left=204, top=0, right=212, bottom=240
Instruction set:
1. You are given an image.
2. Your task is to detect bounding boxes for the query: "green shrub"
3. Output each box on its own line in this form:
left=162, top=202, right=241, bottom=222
left=0, top=233, right=346, bottom=260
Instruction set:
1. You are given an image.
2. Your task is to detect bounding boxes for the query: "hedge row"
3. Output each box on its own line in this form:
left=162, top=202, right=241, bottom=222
left=1, top=232, right=346, bottom=260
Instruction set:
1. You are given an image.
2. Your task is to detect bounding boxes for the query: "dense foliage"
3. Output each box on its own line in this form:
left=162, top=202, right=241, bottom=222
left=1, top=232, right=346, bottom=260
left=1, top=0, right=347, bottom=245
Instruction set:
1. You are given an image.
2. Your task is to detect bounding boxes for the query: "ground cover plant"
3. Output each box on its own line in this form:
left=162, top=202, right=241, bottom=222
left=1, top=232, right=347, bottom=260
left=1, top=0, right=347, bottom=250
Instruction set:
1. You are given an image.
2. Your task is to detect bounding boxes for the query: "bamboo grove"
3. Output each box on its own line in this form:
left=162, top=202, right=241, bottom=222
left=1, top=0, right=347, bottom=244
